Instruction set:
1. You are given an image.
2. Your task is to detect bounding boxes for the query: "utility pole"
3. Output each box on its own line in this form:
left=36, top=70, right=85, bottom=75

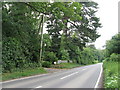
left=39, top=15, right=44, bottom=66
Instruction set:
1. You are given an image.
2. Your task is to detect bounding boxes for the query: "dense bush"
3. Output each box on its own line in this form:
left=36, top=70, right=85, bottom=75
left=2, top=38, right=26, bottom=72
left=60, top=50, right=70, bottom=60
left=92, top=60, right=98, bottom=64
left=109, top=53, right=120, bottom=62
left=42, top=61, right=52, bottom=68
left=44, top=52, right=58, bottom=64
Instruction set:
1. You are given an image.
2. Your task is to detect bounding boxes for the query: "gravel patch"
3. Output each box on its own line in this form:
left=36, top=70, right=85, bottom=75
left=44, top=68, right=68, bottom=73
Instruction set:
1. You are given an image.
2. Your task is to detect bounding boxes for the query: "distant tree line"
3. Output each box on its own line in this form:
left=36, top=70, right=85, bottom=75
left=105, top=33, right=120, bottom=62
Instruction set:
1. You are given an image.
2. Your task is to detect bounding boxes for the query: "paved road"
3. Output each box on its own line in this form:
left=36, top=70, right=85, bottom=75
left=2, top=63, right=103, bottom=88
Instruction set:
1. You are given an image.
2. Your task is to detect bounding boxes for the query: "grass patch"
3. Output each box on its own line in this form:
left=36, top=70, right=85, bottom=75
left=51, top=63, right=82, bottom=69
left=2, top=67, right=47, bottom=81
left=103, top=61, right=119, bottom=88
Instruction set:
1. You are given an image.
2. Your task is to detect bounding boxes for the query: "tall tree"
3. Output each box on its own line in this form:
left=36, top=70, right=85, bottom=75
left=2, top=2, right=42, bottom=72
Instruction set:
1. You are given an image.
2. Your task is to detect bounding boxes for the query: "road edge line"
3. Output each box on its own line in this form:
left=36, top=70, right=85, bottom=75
left=94, top=63, right=103, bottom=88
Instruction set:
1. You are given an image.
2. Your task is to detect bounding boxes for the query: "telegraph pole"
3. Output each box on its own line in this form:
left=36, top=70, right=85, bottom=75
left=39, top=15, right=44, bottom=66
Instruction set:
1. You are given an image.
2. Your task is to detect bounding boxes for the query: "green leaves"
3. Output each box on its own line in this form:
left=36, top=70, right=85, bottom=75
left=106, top=33, right=120, bottom=57
left=43, top=51, right=58, bottom=64
left=60, top=49, right=70, bottom=60
left=110, top=53, right=120, bottom=62
left=2, top=37, right=25, bottom=72
left=2, top=2, right=41, bottom=72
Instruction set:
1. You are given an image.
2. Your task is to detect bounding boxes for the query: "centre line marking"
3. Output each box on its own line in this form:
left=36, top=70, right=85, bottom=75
left=82, top=68, right=87, bottom=71
left=60, top=72, right=78, bottom=79
left=35, top=86, right=42, bottom=88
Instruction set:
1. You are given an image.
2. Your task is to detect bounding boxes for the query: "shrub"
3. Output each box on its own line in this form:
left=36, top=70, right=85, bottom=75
left=92, top=60, right=98, bottom=64
left=60, top=50, right=70, bottom=60
left=42, top=61, right=51, bottom=68
left=110, top=53, right=120, bottom=62
left=104, top=57, right=109, bottom=61
left=2, top=37, right=26, bottom=72
left=44, top=52, right=58, bottom=64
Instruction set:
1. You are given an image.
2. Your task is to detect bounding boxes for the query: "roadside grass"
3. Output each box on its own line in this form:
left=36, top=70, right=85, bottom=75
left=2, top=67, right=47, bottom=81
left=51, top=63, right=82, bottom=69
left=103, top=61, right=119, bottom=88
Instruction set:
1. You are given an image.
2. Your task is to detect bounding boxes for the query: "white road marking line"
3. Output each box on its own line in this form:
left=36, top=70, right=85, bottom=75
left=35, top=86, right=42, bottom=88
left=60, top=72, right=78, bottom=79
left=82, top=68, right=87, bottom=71
left=94, top=63, right=103, bottom=88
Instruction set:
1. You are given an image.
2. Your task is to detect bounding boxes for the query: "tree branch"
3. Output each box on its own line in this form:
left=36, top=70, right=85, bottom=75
left=23, top=2, right=49, bottom=15
left=68, top=20, right=79, bottom=29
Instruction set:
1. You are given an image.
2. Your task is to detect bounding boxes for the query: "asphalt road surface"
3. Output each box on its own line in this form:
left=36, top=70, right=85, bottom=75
left=2, top=63, right=103, bottom=88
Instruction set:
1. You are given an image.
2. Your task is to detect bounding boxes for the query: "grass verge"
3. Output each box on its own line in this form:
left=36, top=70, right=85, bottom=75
left=2, top=67, right=47, bottom=81
left=103, top=61, right=119, bottom=88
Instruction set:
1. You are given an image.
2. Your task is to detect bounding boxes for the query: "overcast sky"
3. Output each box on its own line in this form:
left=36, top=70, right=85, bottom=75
left=93, top=0, right=119, bottom=49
